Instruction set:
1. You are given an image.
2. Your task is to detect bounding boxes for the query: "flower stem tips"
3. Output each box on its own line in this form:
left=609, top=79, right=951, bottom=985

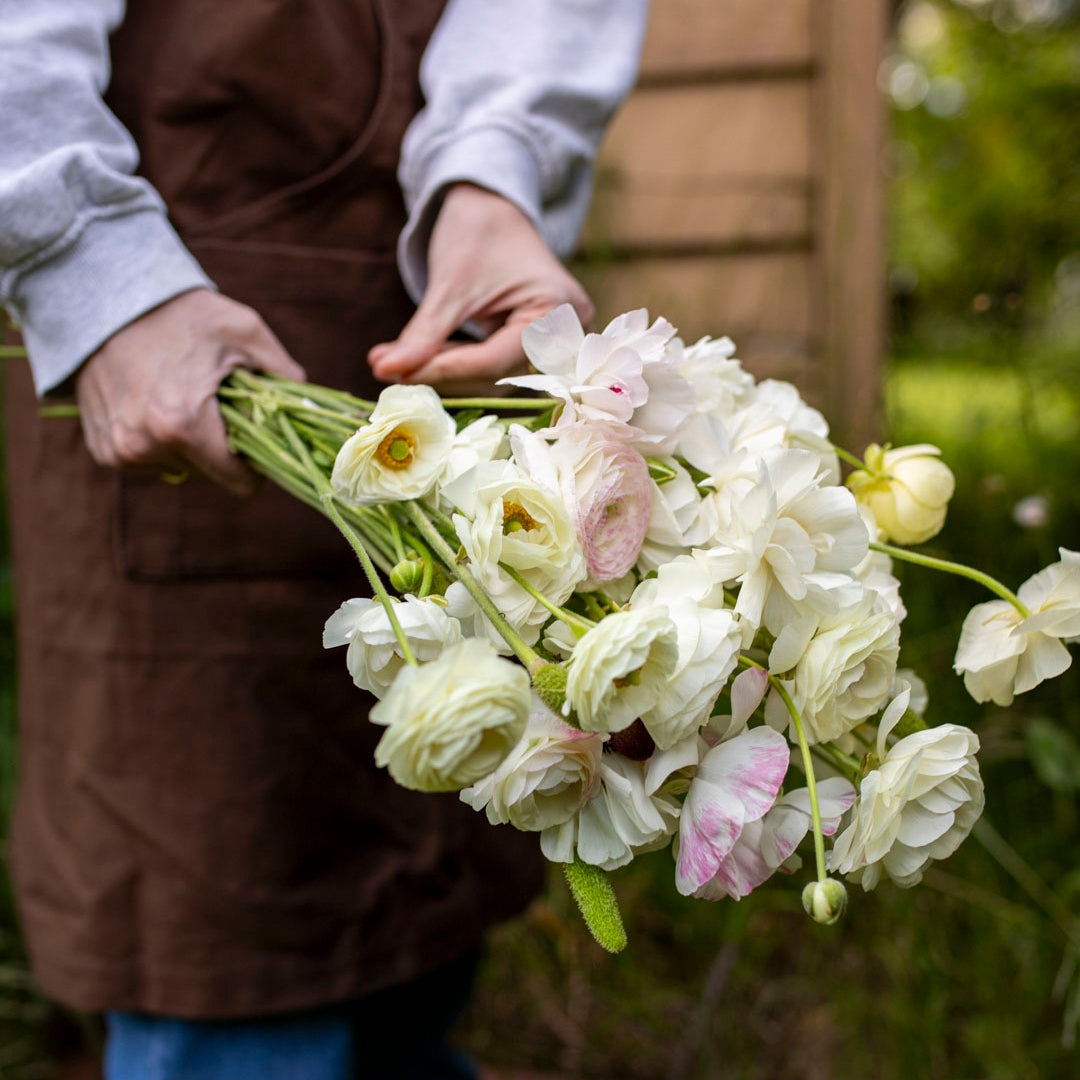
left=563, top=859, right=628, bottom=953
left=801, top=878, right=848, bottom=926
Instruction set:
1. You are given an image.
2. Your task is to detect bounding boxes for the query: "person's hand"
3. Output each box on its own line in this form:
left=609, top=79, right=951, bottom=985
left=368, top=183, right=593, bottom=395
left=76, top=288, right=306, bottom=496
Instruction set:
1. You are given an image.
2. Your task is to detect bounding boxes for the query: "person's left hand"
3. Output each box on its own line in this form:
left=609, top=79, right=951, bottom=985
left=368, top=183, right=593, bottom=395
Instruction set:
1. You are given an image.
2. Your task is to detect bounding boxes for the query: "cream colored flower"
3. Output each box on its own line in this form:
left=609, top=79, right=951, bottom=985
left=322, top=594, right=462, bottom=698
left=565, top=607, right=679, bottom=736
left=331, top=384, right=455, bottom=506
left=460, top=697, right=603, bottom=831
left=631, top=554, right=743, bottom=749
left=442, top=459, right=587, bottom=645
left=846, top=443, right=955, bottom=546
left=370, top=639, right=530, bottom=792
left=539, top=754, right=680, bottom=870
left=769, top=590, right=900, bottom=745
left=954, top=548, right=1080, bottom=705
left=828, top=691, right=984, bottom=889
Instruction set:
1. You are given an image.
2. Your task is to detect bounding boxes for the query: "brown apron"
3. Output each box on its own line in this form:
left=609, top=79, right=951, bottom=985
left=2, top=0, right=543, bottom=1019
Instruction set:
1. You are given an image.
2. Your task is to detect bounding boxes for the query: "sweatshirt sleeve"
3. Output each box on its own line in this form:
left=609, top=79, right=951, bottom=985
left=0, top=0, right=213, bottom=394
left=397, top=0, right=650, bottom=302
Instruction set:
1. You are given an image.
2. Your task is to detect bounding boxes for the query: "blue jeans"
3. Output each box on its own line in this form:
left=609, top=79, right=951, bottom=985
left=104, top=952, right=480, bottom=1080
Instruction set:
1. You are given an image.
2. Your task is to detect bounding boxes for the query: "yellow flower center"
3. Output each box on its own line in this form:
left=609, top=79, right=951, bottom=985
left=502, top=500, right=540, bottom=535
left=377, top=429, right=417, bottom=470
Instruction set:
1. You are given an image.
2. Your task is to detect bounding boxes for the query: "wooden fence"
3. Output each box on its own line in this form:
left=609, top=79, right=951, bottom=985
left=579, top=0, right=888, bottom=449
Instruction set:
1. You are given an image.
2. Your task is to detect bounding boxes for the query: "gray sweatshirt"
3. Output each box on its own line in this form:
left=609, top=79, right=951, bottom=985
left=0, top=0, right=648, bottom=394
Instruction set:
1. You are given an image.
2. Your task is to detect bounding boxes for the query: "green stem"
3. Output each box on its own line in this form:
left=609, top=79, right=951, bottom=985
left=38, top=403, right=82, bottom=419
left=739, top=656, right=827, bottom=882
left=402, top=501, right=540, bottom=668
left=439, top=397, right=557, bottom=411
left=831, top=444, right=867, bottom=471
left=811, top=745, right=862, bottom=788
left=276, top=416, right=416, bottom=665
left=870, top=541, right=1031, bottom=616
left=499, top=564, right=595, bottom=636
left=0, top=346, right=27, bottom=358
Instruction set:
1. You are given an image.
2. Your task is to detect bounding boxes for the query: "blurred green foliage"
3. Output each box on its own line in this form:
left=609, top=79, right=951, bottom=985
left=888, top=0, right=1080, bottom=357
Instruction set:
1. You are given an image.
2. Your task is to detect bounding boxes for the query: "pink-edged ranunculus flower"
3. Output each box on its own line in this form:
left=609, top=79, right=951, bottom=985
left=691, top=777, right=856, bottom=900
left=675, top=726, right=791, bottom=896
left=512, top=423, right=652, bottom=585
left=499, top=304, right=678, bottom=430
left=460, top=696, right=604, bottom=832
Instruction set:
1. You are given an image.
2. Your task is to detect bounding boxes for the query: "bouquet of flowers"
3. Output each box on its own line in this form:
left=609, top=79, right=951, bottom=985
left=220, top=304, right=1079, bottom=952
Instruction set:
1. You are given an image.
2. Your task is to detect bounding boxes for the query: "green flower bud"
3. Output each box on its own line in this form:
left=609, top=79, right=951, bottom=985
left=531, top=660, right=569, bottom=718
left=389, top=558, right=425, bottom=594
left=802, top=878, right=848, bottom=925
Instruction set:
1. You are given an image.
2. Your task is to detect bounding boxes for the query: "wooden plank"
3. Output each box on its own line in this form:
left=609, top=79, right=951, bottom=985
left=576, top=252, right=812, bottom=343
left=586, top=82, right=812, bottom=251
left=584, top=184, right=809, bottom=253
left=641, top=0, right=812, bottom=80
left=812, top=0, right=889, bottom=450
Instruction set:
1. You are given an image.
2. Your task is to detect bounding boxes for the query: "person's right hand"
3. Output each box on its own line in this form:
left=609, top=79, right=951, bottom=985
left=76, top=289, right=306, bottom=496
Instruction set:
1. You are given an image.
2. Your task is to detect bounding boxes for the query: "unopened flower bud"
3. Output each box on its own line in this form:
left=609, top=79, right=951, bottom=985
left=802, top=878, right=848, bottom=925
left=389, top=558, right=425, bottom=594
left=846, top=443, right=955, bottom=546
left=531, top=660, right=569, bottom=719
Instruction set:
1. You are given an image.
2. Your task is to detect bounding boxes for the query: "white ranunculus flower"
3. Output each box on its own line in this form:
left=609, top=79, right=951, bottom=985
left=435, top=416, right=505, bottom=500
left=323, top=594, right=463, bottom=697
left=540, top=754, right=680, bottom=870
left=829, top=691, right=984, bottom=889
left=704, top=448, right=869, bottom=638
left=460, top=697, right=604, bottom=832
left=631, top=554, right=744, bottom=749
left=331, top=384, right=455, bottom=506
left=636, top=463, right=702, bottom=573
left=442, top=458, right=587, bottom=645
left=846, top=443, right=956, bottom=546
left=851, top=505, right=906, bottom=623
left=769, top=590, right=900, bottom=745
left=499, top=304, right=680, bottom=432
left=954, top=548, right=1080, bottom=705
left=667, top=334, right=754, bottom=420
left=565, top=607, right=679, bottom=735
left=370, top=639, right=530, bottom=792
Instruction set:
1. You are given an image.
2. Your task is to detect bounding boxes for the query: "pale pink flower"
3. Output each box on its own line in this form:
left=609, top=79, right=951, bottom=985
left=691, top=777, right=856, bottom=900
left=675, top=726, right=791, bottom=896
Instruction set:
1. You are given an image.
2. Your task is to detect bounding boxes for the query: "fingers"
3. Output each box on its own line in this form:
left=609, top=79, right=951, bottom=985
left=224, top=304, right=307, bottom=383
left=401, top=321, right=531, bottom=389
left=369, top=287, right=468, bottom=382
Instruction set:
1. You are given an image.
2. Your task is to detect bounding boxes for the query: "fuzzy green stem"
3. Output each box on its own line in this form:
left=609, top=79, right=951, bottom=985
left=870, top=541, right=1031, bottom=616
left=563, top=859, right=627, bottom=953
left=739, top=656, right=828, bottom=882
left=402, top=501, right=540, bottom=668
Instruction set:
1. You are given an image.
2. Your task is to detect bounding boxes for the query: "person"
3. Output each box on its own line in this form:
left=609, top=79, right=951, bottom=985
left=0, top=1, right=650, bottom=1076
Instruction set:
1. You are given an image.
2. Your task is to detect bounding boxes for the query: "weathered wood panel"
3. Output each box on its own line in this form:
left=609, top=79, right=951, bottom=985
left=640, top=0, right=812, bottom=79
left=813, top=0, right=888, bottom=448
left=577, top=250, right=812, bottom=357
left=586, top=83, right=811, bottom=252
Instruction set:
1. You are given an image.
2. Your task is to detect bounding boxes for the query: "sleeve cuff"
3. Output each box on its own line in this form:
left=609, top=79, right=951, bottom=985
left=9, top=208, right=214, bottom=395
left=397, top=126, right=544, bottom=303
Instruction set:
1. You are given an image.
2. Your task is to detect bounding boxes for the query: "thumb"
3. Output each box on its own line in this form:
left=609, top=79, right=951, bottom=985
left=369, top=287, right=466, bottom=380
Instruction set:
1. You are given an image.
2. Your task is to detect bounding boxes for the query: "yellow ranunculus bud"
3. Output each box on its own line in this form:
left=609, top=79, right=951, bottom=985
left=846, top=443, right=955, bottom=545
